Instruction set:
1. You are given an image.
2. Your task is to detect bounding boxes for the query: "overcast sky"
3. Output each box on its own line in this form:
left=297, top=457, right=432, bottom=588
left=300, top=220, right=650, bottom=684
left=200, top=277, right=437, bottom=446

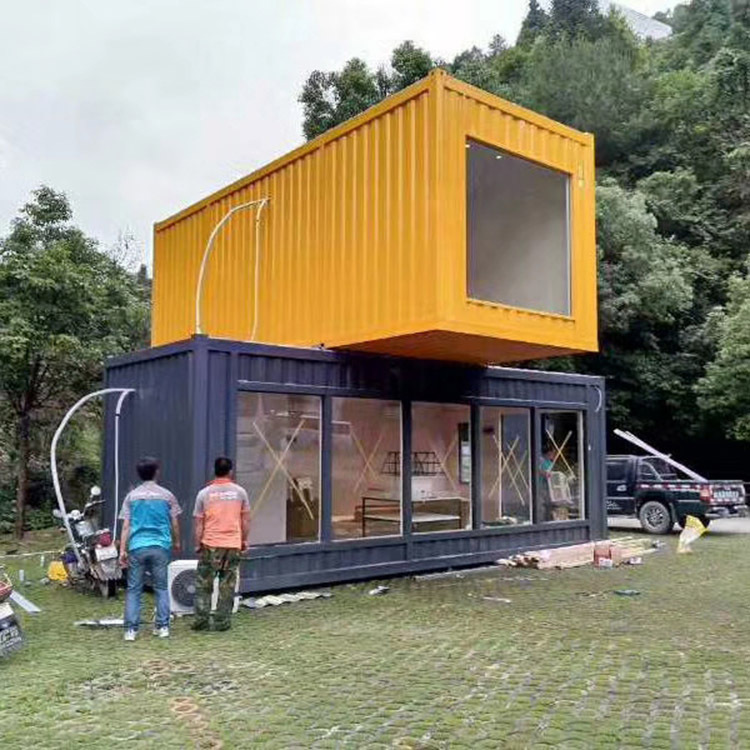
left=0, top=0, right=678, bottom=266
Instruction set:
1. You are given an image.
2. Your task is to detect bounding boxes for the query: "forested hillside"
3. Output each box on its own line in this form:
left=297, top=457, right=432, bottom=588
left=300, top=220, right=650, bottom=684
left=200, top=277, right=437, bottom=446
left=300, top=0, right=750, bottom=476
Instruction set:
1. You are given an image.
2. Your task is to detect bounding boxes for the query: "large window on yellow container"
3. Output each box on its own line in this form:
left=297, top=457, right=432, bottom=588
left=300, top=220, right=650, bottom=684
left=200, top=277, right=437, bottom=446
left=411, top=403, right=471, bottom=533
left=539, top=411, right=585, bottom=523
left=480, top=407, right=532, bottom=527
left=332, top=398, right=402, bottom=540
left=236, top=393, right=321, bottom=545
left=466, top=139, right=571, bottom=316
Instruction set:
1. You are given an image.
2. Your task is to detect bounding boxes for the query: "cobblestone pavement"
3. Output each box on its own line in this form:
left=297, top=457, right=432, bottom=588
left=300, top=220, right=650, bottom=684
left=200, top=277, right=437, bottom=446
left=3, top=528, right=750, bottom=748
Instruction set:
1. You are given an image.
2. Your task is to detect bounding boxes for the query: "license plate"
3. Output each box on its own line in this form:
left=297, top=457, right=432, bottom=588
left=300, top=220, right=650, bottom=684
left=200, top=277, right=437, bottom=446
left=95, top=546, right=118, bottom=562
left=713, top=490, right=740, bottom=502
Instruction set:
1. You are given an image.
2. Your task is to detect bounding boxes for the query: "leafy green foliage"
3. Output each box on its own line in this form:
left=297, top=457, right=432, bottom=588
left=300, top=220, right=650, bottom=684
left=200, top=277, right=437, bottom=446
left=596, top=181, right=693, bottom=336
left=0, top=186, right=150, bottom=535
left=299, top=42, right=438, bottom=140
left=517, top=0, right=549, bottom=47
left=697, top=269, right=750, bottom=438
left=548, top=0, right=610, bottom=39
left=521, top=27, right=645, bottom=164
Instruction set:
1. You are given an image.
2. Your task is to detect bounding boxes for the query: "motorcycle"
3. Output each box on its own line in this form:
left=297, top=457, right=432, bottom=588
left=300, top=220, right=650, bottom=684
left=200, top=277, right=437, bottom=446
left=0, top=566, right=24, bottom=658
left=53, top=486, right=121, bottom=598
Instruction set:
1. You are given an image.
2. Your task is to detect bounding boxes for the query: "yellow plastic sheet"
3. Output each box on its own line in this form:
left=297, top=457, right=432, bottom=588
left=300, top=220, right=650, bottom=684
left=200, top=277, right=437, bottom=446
left=677, top=515, right=707, bottom=554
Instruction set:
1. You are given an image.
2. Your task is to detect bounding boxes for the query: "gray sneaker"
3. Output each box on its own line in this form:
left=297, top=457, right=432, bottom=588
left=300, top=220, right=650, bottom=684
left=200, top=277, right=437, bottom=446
left=153, top=626, right=169, bottom=639
left=124, top=629, right=137, bottom=642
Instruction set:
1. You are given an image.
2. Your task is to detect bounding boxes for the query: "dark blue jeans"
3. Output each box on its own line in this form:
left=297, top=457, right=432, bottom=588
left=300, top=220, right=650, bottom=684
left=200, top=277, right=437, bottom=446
left=124, top=545, right=170, bottom=631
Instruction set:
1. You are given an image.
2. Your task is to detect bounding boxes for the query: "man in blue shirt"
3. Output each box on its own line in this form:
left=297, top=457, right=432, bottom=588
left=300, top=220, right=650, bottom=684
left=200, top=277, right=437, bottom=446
left=119, top=457, right=182, bottom=641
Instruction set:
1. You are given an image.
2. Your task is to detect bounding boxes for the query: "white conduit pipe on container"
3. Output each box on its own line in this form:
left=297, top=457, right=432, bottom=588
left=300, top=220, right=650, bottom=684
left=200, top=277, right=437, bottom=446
left=194, top=197, right=270, bottom=338
left=250, top=198, right=269, bottom=342
left=50, top=388, right=135, bottom=563
left=112, top=389, right=135, bottom=529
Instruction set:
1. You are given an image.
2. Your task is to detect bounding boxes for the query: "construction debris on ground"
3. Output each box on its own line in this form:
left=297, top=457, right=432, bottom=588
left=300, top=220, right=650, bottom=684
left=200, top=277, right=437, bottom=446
left=241, top=591, right=332, bottom=609
left=497, top=537, right=661, bottom=570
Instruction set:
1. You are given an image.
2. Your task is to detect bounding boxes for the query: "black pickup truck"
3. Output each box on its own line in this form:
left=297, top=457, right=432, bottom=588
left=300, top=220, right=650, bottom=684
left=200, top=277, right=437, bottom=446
left=606, top=455, right=747, bottom=534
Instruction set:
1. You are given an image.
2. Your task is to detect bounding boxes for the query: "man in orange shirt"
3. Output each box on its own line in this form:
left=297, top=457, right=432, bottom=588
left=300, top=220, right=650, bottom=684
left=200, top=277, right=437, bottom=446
left=192, top=456, right=251, bottom=631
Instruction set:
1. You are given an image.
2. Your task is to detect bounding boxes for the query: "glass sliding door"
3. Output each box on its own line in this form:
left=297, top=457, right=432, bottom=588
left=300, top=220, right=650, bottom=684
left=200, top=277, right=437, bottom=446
left=236, top=392, right=321, bottom=545
left=539, top=411, right=585, bottom=523
left=331, top=398, right=402, bottom=540
left=411, top=402, right=471, bottom=533
left=481, top=407, right=532, bottom=527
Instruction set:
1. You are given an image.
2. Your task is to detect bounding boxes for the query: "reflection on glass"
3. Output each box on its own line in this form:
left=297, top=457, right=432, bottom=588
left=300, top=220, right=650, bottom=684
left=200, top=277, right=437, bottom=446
left=236, top=393, right=321, bottom=545
left=411, top=403, right=471, bottom=533
left=481, top=407, right=532, bottom=526
left=331, top=398, right=402, bottom=540
left=539, top=411, right=585, bottom=522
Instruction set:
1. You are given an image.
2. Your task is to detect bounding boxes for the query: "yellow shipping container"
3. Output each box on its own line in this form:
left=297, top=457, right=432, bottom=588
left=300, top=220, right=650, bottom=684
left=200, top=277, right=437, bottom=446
left=152, top=69, right=597, bottom=364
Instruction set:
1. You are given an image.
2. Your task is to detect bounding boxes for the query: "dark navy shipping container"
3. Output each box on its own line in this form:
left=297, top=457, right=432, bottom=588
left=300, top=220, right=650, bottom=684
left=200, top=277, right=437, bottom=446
left=103, top=337, right=606, bottom=593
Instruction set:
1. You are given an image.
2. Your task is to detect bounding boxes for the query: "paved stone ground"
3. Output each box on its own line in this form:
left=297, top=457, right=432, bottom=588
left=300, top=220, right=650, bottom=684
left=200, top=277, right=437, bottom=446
left=2, top=525, right=750, bottom=748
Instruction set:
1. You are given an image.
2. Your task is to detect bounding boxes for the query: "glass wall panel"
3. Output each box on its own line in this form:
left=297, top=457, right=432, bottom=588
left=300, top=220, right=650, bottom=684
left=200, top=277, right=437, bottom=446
left=539, top=411, right=585, bottom=522
left=332, top=398, right=402, bottom=540
left=236, top=393, right=321, bottom=545
left=467, top=139, right=571, bottom=315
left=411, top=403, right=471, bottom=533
left=481, top=407, right=532, bottom=526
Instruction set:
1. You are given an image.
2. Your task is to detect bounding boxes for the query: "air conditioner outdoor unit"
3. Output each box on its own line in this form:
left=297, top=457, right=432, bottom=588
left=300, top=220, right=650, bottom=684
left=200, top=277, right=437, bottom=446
left=168, top=560, right=240, bottom=615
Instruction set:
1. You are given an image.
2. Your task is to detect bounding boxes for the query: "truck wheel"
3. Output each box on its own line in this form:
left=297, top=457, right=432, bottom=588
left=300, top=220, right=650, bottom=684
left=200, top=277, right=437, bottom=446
left=639, top=500, right=673, bottom=535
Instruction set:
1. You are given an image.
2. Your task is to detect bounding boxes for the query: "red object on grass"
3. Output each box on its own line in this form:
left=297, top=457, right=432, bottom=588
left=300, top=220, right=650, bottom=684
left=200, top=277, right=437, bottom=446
left=0, top=577, right=12, bottom=603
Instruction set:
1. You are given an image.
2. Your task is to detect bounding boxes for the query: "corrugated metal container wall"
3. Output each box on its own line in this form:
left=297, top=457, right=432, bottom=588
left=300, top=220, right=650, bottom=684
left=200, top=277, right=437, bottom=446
left=151, top=70, right=597, bottom=365
left=102, top=338, right=608, bottom=593
left=438, top=76, right=597, bottom=356
left=152, top=80, right=437, bottom=349
left=103, top=348, right=197, bottom=542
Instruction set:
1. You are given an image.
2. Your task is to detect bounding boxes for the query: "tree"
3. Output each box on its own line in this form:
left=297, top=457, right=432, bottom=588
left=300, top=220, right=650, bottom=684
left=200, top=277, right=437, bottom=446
left=549, top=0, right=606, bottom=39
left=298, top=44, right=438, bottom=141
left=595, top=181, right=693, bottom=339
left=517, top=0, right=549, bottom=46
left=0, top=187, right=149, bottom=536
left=299, top=58, right=382, bottom=140
left=697, top=265, right=750, bottom=439
left=521, top=26, right=645, bottom=165
left=388, top=41, right=436, bottom=91
left=669, top=0, right=733, bottom=66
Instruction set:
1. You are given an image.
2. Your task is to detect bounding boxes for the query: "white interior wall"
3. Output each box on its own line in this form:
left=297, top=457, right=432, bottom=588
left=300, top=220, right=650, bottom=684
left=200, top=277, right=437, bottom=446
left=467, top=140, right=570, bottom=316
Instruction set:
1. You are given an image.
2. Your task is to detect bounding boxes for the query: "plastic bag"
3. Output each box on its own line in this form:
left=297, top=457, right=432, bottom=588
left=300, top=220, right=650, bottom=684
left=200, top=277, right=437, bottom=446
left=677, top=515, right=707, bottom=554
left=47, top=560, right=68, bottom=582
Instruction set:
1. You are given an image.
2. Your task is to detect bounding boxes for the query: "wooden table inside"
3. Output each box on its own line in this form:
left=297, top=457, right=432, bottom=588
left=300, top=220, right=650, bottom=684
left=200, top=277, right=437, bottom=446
left=360, top=495, right=470, bottom=537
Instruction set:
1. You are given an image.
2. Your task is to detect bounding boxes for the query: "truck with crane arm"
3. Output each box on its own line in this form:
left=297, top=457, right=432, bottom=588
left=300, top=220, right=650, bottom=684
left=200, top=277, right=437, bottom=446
left=607, top=430, right=747, bottom=534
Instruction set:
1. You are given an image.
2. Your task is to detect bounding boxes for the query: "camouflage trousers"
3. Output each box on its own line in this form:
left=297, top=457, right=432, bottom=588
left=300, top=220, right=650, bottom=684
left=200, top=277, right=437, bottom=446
left=194, top=547, right=240, bottom=630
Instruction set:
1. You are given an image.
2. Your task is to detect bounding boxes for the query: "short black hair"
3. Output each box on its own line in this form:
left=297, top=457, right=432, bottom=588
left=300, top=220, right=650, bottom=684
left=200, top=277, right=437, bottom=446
left=137, top=457, right=160, bottom=481
left=214, top=456, right=232, bottom=477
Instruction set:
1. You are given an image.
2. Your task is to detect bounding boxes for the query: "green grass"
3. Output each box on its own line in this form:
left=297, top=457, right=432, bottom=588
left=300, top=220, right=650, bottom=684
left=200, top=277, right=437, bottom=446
left=2, top=528, right=750, bottom=748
